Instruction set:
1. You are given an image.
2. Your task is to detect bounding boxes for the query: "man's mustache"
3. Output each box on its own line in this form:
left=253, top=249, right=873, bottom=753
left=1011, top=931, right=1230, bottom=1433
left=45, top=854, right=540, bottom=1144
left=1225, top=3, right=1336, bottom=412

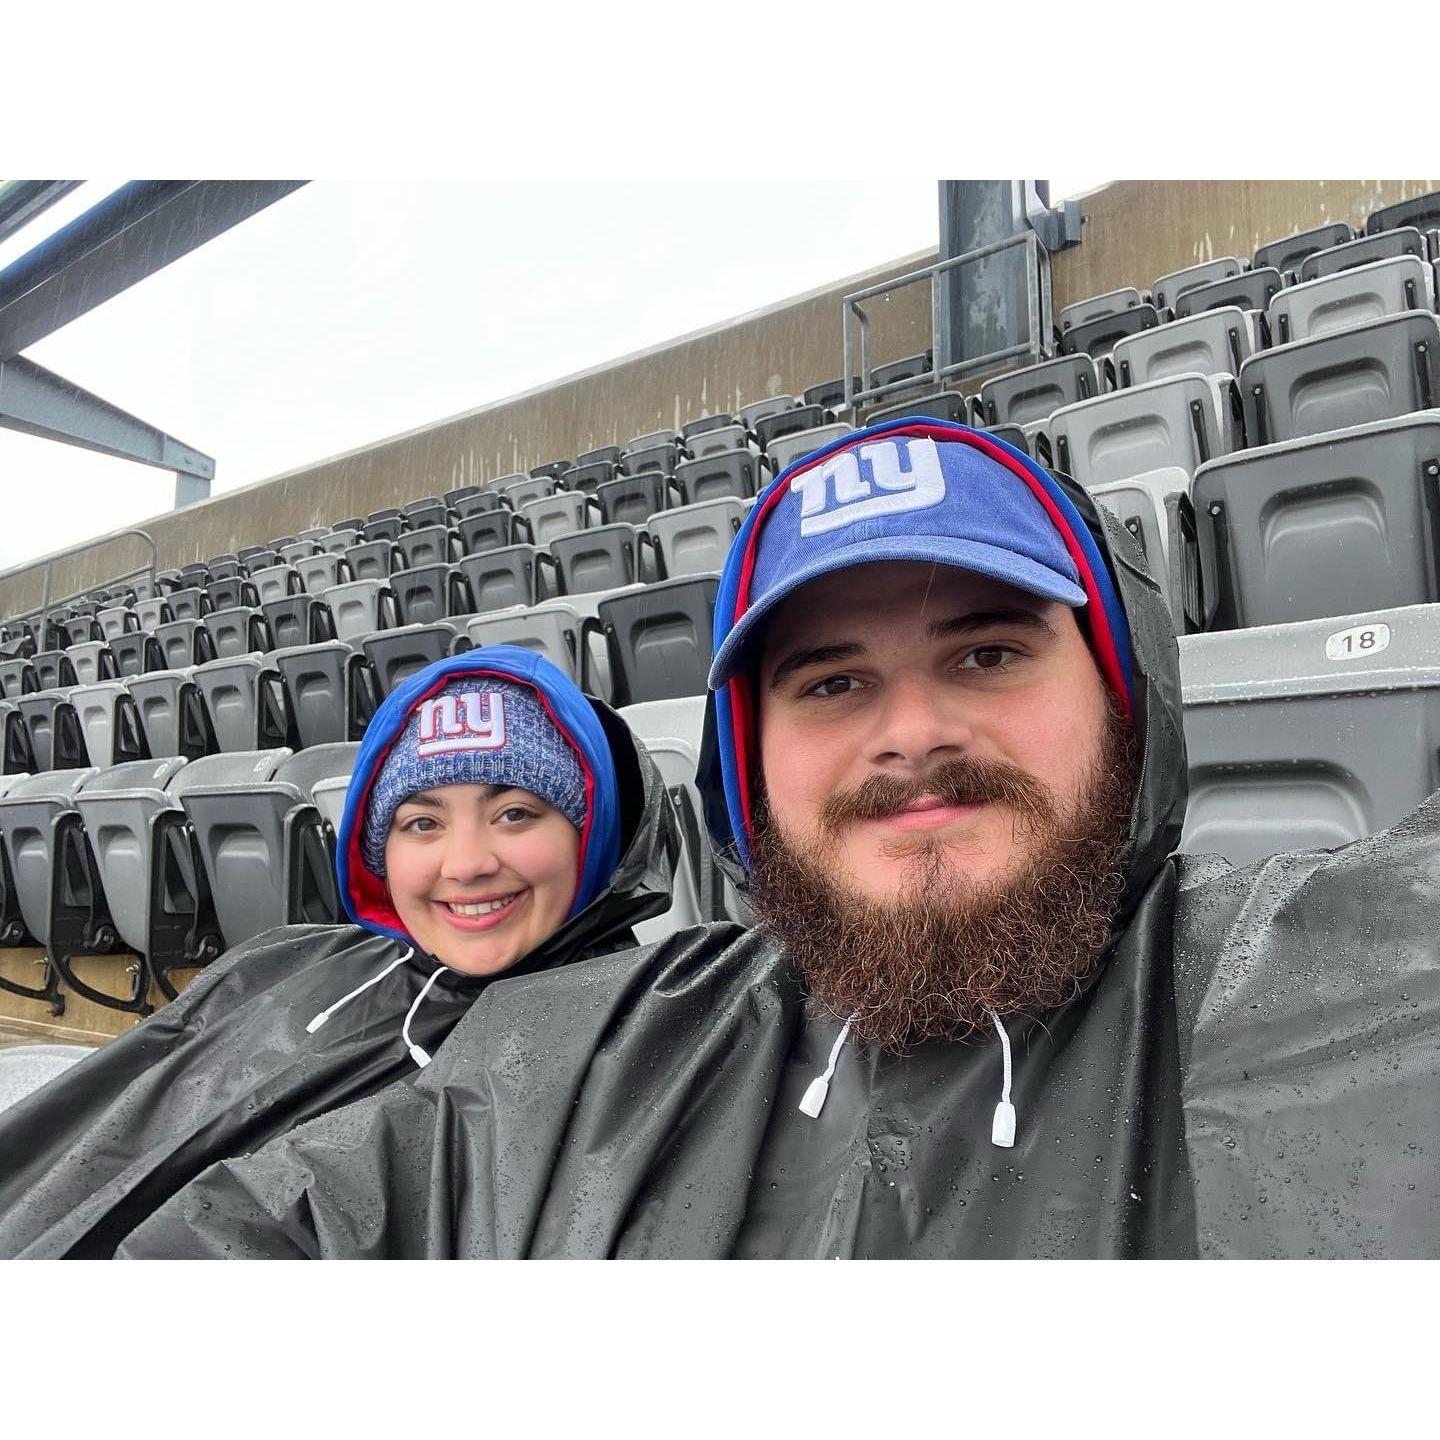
left=818, top=753, right=1051, bottom=830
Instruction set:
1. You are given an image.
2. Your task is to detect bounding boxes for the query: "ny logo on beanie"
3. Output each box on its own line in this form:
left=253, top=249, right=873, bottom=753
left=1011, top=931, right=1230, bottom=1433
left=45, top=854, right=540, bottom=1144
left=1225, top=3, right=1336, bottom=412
left=416, top=692, right=507, bottom=757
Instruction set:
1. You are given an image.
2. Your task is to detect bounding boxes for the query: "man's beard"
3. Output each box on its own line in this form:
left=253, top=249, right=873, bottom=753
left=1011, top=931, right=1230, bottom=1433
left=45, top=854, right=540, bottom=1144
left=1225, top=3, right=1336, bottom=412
left=748, top=704, right=1140, bottom=1052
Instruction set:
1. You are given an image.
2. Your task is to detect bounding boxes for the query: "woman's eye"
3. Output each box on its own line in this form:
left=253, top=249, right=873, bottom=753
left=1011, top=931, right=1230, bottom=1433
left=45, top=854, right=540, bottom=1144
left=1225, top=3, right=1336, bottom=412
left=400, top=814, right=438, bottom=833
left=804, top=674, right=862, bottom=698
left=958, top=645, right=1020, bottom=671
left=497, top=806, right=537, bottom=824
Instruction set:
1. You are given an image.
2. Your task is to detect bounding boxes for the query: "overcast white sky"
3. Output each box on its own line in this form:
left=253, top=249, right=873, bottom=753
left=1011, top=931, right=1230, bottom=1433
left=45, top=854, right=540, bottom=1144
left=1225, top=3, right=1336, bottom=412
left=0, top=178, right=1105, bottom=573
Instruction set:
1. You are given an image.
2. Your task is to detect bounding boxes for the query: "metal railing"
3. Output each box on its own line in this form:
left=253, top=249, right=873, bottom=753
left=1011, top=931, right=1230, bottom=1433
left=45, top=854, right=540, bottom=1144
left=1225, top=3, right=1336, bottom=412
left=1, top=528, right=158, bottom=640
left=842, top=230, right=1052, bottom=412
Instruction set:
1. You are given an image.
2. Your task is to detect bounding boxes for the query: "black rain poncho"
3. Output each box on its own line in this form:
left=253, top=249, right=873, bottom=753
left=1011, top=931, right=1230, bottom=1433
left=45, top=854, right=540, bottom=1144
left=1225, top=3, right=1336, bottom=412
left=0, top=684, right=679, bottom=1260
left=117, top=446, right=1440, bottom=1259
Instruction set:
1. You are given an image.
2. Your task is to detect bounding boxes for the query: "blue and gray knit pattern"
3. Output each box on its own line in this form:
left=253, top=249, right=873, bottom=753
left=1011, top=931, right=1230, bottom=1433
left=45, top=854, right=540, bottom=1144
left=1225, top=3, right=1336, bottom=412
left=360, top=677, right=588, bottom=876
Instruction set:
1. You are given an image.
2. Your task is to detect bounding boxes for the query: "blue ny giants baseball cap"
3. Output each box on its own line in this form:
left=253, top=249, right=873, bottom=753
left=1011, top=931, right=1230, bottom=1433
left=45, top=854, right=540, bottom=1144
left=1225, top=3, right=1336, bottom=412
left=707, top=417, right=1137, bottom=867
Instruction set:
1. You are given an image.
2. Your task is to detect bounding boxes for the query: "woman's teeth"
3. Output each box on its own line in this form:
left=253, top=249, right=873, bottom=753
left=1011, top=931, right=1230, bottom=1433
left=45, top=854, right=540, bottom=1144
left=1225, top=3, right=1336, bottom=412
left=445, top=894, right=518, bottom=917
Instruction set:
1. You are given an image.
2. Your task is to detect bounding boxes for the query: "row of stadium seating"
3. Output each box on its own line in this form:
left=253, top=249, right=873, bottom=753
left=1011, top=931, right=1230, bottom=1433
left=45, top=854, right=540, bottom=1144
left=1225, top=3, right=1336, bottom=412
left=4, top=189, right=1440, bottom=1017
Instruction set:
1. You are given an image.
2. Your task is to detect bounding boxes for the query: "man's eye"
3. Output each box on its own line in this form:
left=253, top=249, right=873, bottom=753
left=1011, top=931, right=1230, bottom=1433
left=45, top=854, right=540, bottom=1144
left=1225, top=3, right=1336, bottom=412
left=958, top=645, right=1020, bottom=671
left=804, top=675, right=862, bottom=698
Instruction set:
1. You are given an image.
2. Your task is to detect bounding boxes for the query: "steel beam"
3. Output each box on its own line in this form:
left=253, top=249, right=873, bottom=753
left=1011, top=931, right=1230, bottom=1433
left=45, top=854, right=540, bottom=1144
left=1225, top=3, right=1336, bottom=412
left=0, top=181, right=82, bottom=248
left=0, top=353, right=214, bottom=505
left=0, top=180, right=305, bottom=360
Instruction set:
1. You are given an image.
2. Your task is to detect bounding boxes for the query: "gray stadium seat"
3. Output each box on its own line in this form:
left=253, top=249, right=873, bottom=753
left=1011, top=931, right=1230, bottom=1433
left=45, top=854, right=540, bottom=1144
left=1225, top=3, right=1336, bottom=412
left=674, top=451, right=759, bottom=505
left=69, top=681, right=150, bottom=768
left=679, top=416, right=733, bottom=442
left=0, top=659, right=36, bottom=699
left=155, top=618, right=216, bottom=670
left=1238, top=310, right=1440, bottom=445
left=1048, top=372, right=1241, bottom=487
left=391, top=564, right=467, bottom=626
left=456, top=545, right=555, bottom=613
left=345, top=538, right=401, bottom=581
left=456, top=510, right=518, bottom=557
left=272, top=640, right=376, bottom=746
left=15, top=691, right=88, bottom=771
left=322, top=579, right=400, bottom=642
left=686, top=424, right=749, bottom=458
left=550, top=525, right=652, bottom=596
left=649, top=499, right=746, bottom=579
left=754, top=405, right=828, bottom=451
left=864, top=391, right=972, bottom=427
left=250, top=563, right=303, bottom=605
left=205, top=576, right=258, bottom=612
left=133, top=597, right=171, bottom=632
left=979, top=354, right=1100, bottom=427
left=1267, top=255, right=1435, bottom=344
left=126, top=669, right=215, bottom=760
left=1254, top=221, right=1353, bottom=280
left=1089, top=468, right=1189, bottom=606
left=1178, top=603, right=1440, bottom=866
left=450, top=490, right=509, bottom=518
left=738, top=396, right=800, bottom=428
left=596, top=473, right=679, bottom=528
left=361, top=621, right=469, bottom=698
left=1152, top=257, right=1245, bottom=312
left=1366, top=191, right=1440, bottom=237
left=1192, top=413, right=1440, bottom=629
left=0, top=767, right=100, bottom=949
left=191, top=655, right=290, bottom=752
left=565, top=460, right=617, bottom=495
left=1059, top=287, right=1145, bottom=333
left=65, top=641, right=117, bottom=686
left=598, top=574, right=718, bottom=705
left=97, top=606, right=138, bottom=643
left=1174, top=268, right=1282, bottom=319
left=320, top=528, right=360, bottom=556
left=621, top=443, right=682, bottom=477
left=1059, top=304, right=1163, bottom=360
left=109, top=631, right=165, bottom=679
left=261, top=594, right=335, bottom=650
left=463, top=604, right=587, bottom=686
left=518, top=491, right=601, bottom=547
left=203, top=606, right=271, bottom=659
left=295, top=553, right=350, bottom=596
left=1300, top=227, right=1430, bottom=283
left=498, top=476, right=555, bottom=509
left=626, top=428, right=679, bottom=453
left=1110, top=307, right=1259, bottom=388
left=396, top=525, right=458, bottom=570
left=766, top=423, right=856, bottom=474
left=33, top=651, right=77, bottom=690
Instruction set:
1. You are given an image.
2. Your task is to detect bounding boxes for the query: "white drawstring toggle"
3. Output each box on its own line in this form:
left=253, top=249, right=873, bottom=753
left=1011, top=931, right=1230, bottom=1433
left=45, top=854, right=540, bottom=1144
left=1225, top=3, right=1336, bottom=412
left=989, top=1008, right=1016, bottom=1148
left=798, top=1014, right=856, bottom=1119
left=402, top=964, right=445, bottom=1069
left=306, top=947, right=414, bottom=1033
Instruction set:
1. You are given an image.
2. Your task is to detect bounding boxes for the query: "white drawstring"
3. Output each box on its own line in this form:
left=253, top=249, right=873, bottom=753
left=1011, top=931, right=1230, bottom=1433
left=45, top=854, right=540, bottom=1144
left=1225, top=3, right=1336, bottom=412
left=798, top=1013, right=858, bottom=1119
left=988, top=1009, right=1017, bottom=1148
left=401, top=965, right=446, bottom=1069
left=305, top=947, right=414, bottom=1034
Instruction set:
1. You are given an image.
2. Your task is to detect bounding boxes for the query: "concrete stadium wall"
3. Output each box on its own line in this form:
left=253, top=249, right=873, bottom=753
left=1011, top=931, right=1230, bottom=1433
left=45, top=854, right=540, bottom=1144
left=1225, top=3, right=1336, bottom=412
left=1, top=176, right=1435, bottom=622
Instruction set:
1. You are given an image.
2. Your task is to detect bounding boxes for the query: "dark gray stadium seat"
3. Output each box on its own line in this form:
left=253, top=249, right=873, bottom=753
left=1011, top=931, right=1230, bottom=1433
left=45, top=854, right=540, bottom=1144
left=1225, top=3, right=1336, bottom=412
left=1300, top=228, right=1430, bottom=283
left=109, top=631, right=165, bottom=679
left=754, top=405, right=828, bottom=450
left=345, top=538, right=402, bottom=581
left=1366, top=191, right=1440, bottom=237
left=597, top=473, right=679, bottom=527
left=738, top=396, right=800, bottom=429
left=261, top=594, right=335, bottom=649
left=674, top=451, right=758, bottom=505
left=803, top=379, right=856, bottom=411
left=565, top=460, right=617, bottom=494
left=1268, top=255, right=1435, bottom=344
left=598, top=574, right=719, bottom=705
left=649, top=499, right=746, bottom=579
left=203, top=607, right=271, bottom=660
left=528, top=461, right=573, bottom=484
left=361, top=622, right=469, bottom=698
left=1178, top=603, right=1440, bottom=866
left=396, top=524, right=458, bottom=570
left=0, top=767, right=100, bottom=950
left=1174, top=268, right=1282, bottom=319
left=155, top=618, right=217, bottom=670
left=32, top=651, right=77, bottom=690
left=870, top=353, right=933, bottom=394
left=1058, top=304, right=1162, bottom=360
left=625, top=429, right=679, bottom=454
left=1254, top=221, right=1353, bottom=280
left=767, top=423, right=856, bottom=474
left=575, top=445, right=624, bottom=467
left=499, top=476, right=555, bottom=509
left=1048, top=372, right=1241, bottom=487
left=0, top=659, right=37, bottom=699
left=272, top=640, right=376, bottom=746
left=1058, top=287, right=1145, bottom=332
left=1110, top=306, right=1258, bottom=388
left=550, top=525, right=652, bottom=595
left=401, top=498, right=450, bottom=531
left=1193, top=413, right=1440, bottom=629
left=457, top=510, right=517, bottom=556
left=205, top=576, right=258, bottom=612
left=1152, top=257, right=1245, bottom=312
left=863, top=392, right=973, bottom=427
left=191, top=655, right=290, bottom=752
left=362, top=514, right=405, bottom=544
left=1238, top=310, right=1440, bottom=445
left=685, top=424, right=749, bottom=458
left=456, top=545, right=554, bottom=613
left=0, top=701, right=36, bottom=774
left=980, top=354, right=1100, bottom=427
left=165, top=587, right=210, bottom=623
left=391, top=564, right=467, bottom=626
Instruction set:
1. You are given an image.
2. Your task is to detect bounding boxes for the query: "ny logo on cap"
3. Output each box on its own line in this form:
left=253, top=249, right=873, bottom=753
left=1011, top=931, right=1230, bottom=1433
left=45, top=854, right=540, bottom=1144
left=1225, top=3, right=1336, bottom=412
left=416, top=692, right=507, bottom=757
left=791, top=437, right=945, bottom=538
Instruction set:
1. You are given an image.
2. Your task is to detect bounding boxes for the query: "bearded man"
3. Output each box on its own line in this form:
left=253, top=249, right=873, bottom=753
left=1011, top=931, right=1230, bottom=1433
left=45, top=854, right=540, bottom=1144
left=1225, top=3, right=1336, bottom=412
left=119, top=419, right=1440, bottom=1259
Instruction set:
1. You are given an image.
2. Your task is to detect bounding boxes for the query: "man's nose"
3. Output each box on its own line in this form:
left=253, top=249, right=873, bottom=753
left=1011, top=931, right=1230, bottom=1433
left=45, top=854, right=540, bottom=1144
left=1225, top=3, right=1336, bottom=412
left=869, top=672, right=975, bottom=771
left=438, top=821, right=503, bottom=882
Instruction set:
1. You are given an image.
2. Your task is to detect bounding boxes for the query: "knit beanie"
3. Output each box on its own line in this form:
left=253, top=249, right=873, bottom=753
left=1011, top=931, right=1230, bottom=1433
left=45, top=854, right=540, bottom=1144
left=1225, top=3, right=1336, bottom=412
left=360, top=676, right=588, bottom=876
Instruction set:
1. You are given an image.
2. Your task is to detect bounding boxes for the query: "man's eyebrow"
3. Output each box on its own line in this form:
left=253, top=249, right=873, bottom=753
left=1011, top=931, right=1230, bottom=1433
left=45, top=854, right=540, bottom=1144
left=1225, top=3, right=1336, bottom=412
left=928, top=608, right=1059, bottom=641
left=766, top=641, right=866, bottom=693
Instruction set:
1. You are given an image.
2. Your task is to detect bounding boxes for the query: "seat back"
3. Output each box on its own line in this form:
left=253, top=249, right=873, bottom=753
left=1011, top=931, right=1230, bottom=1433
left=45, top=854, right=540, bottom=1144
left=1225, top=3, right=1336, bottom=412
left=0, top=659, right=37, bottom=699
left=1049, top=372, right=1240, bottom=487
left=191, top=656, right=289, bottom=752
left=685, top=423, right=748, bottom=458
left=1089, top=469, right=1189, bottom=602
left=1151, top=257, right=1245, bottom=312
left=596, top=473, right=676, bottom=528
left=345, top=539, right=400, bottom=581
left=620, top=442, right=681, bottom=477
left=1239, top=310, right=1440, bottom=445
left=272, top=640, right=375, bottom=746
left=1111, top=308, right=1257, bottom=388
left=1268, top=255, right=1435, bottom=344
left=392, top=563, right=464, bottom=625
left=455, top=546, right=545, bottom=614
left=321, top=580, right=399, bottom=641
left=250, top=564, right=302, bottom=604
left=15, top=691, right=88, bottom=771
left=203, top=606, right=271, bottom=660
left=205, top=576, right=259, bottom=612
left=498, top=476, right=554, bottom=509
left=32, top=651, right=77, bottom=690
left=456, top=510, right=516, bottom=556
left=69, top=681, right=151, bottom=767
left=109, top=631, right=165, bottom=679
left=1179, top=604, right=1440, bottom=865
left=127, top=670, right=215, bottom=759
left=1058, top=287, right=1144, bottom=332
left=674, top=451, right=757, bottom=505
left=65, top=641, right=117, bottom=686
left=754, top=404, right=827, bottom=451
left=1366, top=190, right=1440, bottom=237
left=1174, top=268, right=1282, bottom=318
left=766, top=423, right=855, bottom=474
left=649, top=499, right=746, bottom=579
left=979, top=353, right=1100, bottom=426
left=1254, top=221, right=1353, bottom=279
left=1192, top=413, right=1440, bottom=629
left=519, top=492, right=598, bottom=547
left=396, top=524, right=456, bottom=569
left=463, top=604, right=583, bottom=683
left=296, top=552, right=349, bottom=595
left=167, top=587, right=210, bottom=622
left=598, top=575, right=718, bottom=705
left=737, top=395, right=799, bottom=428
left=550, top=525, right=641, bottom=596
left=261, top=594, right=335, bottom=650
left=1058, top=304, right=1162, bottom=360
left=133, top=597, right=172, bottom=631
left=1300, top=227, right=1429, bottom=283
left=0, top=768, right=98, bottom=944
left=361, top=622, right=468, bottom=698
left=155, top=618, right=216, bottom=670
